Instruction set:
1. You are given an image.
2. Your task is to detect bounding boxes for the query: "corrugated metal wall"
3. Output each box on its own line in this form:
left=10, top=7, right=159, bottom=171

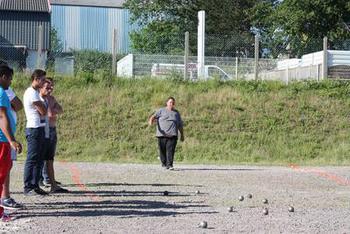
left=51, top=5, right=134, bottom=53
left=0, top=0, right=50, bottom=12
left=0, top=11, right=50, bottom=50
left=328, top=50, right=350, bottom=66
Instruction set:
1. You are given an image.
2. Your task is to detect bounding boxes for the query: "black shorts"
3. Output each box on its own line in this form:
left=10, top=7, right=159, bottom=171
left=42, top=127, right=57, bottom=161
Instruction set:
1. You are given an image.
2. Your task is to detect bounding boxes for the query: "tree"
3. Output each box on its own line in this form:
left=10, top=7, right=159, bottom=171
left=50, top=27, right=63, bottom=56
left=253, top=0, right=350, bottom=58
left=47, top=27, right=63, bottom=70
left=124, top=0, right=260, bottom=55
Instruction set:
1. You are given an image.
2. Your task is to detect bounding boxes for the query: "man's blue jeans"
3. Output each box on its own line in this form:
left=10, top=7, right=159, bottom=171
left=23, top=127, right=45, bottom=192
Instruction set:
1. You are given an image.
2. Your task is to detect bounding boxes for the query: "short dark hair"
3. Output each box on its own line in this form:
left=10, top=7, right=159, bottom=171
left=167, top=96, right=175, bottom=102
left=31, top=69, right=46, bottom=81
left=0, top=60, right=8, bottom=66
left=46, top=77, right=54, bottom=84
left=0, top=65, right=14, bottom=78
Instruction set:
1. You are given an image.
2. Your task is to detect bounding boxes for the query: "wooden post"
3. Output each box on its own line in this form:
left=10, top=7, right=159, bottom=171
left=184, top=31, right=189, bottom=80
left=235, top=57, right=238, bottom=80
left=37, top=25, right=43, bottom=69
left=254, top=34, right=259, bottom=80
left=322, top=36, right=328, bottom=80
left=112, top=28, right=117, bottom=75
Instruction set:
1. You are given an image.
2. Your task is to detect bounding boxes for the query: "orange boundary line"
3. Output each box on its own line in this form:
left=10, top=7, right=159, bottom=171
left=59, top=161, right=102, bottom=202
left=288, top=163, right=350, bottom=186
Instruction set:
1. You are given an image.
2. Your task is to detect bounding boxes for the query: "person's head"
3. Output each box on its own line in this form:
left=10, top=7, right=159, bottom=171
left=46, top=77, right=54, bottom=95
left=0, top=60, right=8, bottom=66
left=166, top=97, right=176, bottom=110
left=39, top=79, right=51, bottom=97
left=31, top=69, right=46, bottom=89
left=0, top=65, right=14, bottom=90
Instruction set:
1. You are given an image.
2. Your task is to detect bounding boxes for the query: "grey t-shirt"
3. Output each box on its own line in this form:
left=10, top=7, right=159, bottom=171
left=155, top=107, right=183, bottom=137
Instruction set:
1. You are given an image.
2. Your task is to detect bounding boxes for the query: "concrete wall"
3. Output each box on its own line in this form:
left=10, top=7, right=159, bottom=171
left=26, top=50, right=47, bottom=71
left=117, top=54, right=133, bottom=77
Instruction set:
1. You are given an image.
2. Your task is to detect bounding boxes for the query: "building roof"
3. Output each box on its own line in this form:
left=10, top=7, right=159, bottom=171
left=0, top=0, right=50, bottom=12
left=50, top=0, right=126, bottom=8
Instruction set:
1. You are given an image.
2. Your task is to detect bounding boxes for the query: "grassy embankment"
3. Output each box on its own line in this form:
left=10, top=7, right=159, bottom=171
left=11, top=74, right=350, bottom=166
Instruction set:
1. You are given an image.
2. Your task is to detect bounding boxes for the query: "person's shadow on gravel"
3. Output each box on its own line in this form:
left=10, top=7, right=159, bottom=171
left=14, top=200, right=218, bottom=218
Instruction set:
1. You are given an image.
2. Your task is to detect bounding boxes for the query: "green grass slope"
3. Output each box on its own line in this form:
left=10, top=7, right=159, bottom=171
left=11, top=75, right=350, bottom=165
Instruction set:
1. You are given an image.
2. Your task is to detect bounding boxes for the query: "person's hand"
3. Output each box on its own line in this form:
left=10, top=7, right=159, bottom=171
left=180, top=135, right=185, bottom=142
left=10, top=140, right=22, bottom=154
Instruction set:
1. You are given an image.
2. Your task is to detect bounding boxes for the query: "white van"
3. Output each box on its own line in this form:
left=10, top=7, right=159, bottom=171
left=151, top=63, right=232, bottom=80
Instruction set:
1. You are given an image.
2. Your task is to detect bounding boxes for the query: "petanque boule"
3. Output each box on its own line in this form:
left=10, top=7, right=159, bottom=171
left=163, top=191, right=169, bottom=196
left=228, top=206, right=234, bottom=212
left=195, top=190, right=200, bottom=194
left=262, top=198, right=268, bottom=204
left=199, top=221, right=208, bottom=228
left=263, top=208, right=269, bottom=215
left=238, top=195, right=244, bottom=201
left=247, top=194, right=253, bottom=199
left=288, top=206, right=294, bottom=212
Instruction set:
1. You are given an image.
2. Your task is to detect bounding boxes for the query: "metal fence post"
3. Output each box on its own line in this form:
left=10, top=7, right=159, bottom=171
left=112, top=28, right=117, bottom=75
left=254, top=34, right=259, bottom=80
left=184, top=31, right=189, bottom=80
left=197, top=11, right=205, bottom=79
left=322, top=36, right=328, bottom=80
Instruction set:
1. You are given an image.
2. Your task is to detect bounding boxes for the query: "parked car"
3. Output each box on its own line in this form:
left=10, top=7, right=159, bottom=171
left=151, top=63, right=232, bottom=80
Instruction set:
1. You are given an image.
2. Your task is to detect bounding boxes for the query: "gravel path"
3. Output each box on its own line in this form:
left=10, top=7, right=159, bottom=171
left=1, top=162, right=350, bottom=233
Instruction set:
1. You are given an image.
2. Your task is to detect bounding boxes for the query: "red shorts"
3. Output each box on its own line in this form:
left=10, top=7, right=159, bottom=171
left=0, top=142, right=12, bottom=214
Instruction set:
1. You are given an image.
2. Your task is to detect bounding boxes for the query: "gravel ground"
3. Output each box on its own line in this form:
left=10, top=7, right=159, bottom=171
left=1, top=162, right=350, bottom=233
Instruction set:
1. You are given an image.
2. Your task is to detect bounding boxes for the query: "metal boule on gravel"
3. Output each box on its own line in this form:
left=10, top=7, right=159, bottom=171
left=288, top=206, right=294, bottom=212
left=247, top=194, right=253, bottom=199
left=195, top=190, right=200, bottom=194
left=163, top=191, right=169, bottom=196
left=262, top=208, right=269, bottom=215
left=262, top=198, right=268, bottom=204
left=199, top=221, right=208, bottom=228
left=228, top=206, right=234, bottom=212
left=238, top=195, right=244, bottom=201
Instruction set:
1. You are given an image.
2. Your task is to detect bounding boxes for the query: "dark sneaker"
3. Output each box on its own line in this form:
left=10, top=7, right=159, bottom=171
left=1, top=198, right=23, bottom=210
left=44, top=180, right=62, bottom=186
left=25, top=188, right=49, bottom=196
left=50, top=187, right=69, bottom=194
left=42, top=181, right=51, bottom=187
left=24, top=190, right=36, bottom=196
left=168, top=167, right=174, bottom=171
left=34, top=188, right=49, bottom=196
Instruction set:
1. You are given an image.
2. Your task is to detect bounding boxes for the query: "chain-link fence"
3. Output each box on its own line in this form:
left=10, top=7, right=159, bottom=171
left=205, top=33, right=255, bottom=58
left=1, top=31, right=350, bottom=81
left=0, top=43, right=27, bottom=70
left=130, top=54, right=257, bottom=80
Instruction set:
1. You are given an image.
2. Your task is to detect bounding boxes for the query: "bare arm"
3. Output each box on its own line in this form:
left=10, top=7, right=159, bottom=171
left=53, top=102, right=63, bottom=114
left=11, top=96, right=23, bottom=112
left=179, top=127, right=184, bottom=142
left=0, top=107, right=22, bottom=153
left=148, top=115, right=156, bottom=125
left=48, top=96, right=63, bottom=115
left=33, top=101, right=47, bottom=116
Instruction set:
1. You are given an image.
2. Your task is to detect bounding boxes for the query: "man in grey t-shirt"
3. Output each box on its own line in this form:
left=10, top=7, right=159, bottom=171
left=149, top=97, right=184, bottom=170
